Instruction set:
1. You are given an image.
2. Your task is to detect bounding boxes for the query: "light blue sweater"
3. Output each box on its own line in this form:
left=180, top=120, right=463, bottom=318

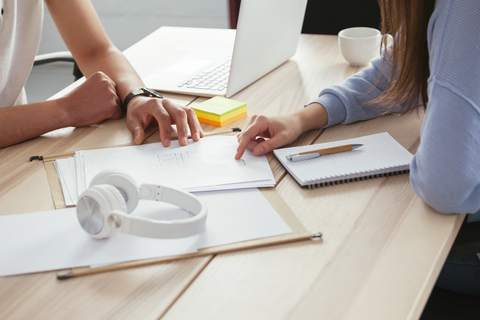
left=312, top=0, right=480, bottom=221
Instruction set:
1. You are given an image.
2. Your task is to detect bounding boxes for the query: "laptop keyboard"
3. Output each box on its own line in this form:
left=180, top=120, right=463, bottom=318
left=177, top=58, right=231, bottom=91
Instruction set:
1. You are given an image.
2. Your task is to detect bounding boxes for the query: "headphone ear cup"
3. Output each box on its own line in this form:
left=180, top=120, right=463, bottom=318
left=91, top=184, right=128, bottom=214
left=90, top=170, right=139, bottom=214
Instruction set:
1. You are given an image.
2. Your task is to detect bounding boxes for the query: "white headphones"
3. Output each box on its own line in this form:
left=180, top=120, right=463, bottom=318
left=76, top=170, right=207, bottom=239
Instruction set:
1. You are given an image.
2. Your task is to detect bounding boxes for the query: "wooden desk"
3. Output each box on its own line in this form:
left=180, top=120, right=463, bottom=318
left=0, top=27, right=464, bottom=320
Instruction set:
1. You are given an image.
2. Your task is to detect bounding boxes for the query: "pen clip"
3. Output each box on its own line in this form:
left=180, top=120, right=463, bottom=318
left=312, top=232, right=323, bottom=240
left=287, top=153, right=319, bottom=162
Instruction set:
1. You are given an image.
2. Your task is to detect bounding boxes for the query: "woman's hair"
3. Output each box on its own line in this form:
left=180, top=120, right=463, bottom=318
left=375, top=0, right=436, bottom=112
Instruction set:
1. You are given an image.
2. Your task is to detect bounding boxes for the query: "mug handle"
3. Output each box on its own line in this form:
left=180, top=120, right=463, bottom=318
left=383, top=34, right=394, bottom=47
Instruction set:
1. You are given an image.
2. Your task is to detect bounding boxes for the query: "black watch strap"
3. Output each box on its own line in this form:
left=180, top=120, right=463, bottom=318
left=122, top=87, right=164, bottom=114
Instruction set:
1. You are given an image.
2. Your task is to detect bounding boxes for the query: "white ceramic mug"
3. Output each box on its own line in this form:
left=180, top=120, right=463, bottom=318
left=338, top=27, right=382, bottom=67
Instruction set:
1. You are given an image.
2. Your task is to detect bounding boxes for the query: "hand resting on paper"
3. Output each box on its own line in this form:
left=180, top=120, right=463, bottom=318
left=235, top=103, right=329, bottom=159
left=126, top=96, right=204, bottom=147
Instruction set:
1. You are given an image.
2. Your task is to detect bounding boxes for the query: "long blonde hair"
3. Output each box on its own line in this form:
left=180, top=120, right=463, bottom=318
left=376, top=0, right=436, bottom=111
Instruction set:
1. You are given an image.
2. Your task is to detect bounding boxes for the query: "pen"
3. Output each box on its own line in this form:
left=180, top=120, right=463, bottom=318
left=202, top=127, right=241, bottom=137
left=286, top=144, right=363, bottom=162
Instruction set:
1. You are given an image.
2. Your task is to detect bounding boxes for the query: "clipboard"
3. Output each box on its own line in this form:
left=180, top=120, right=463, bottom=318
left=40, top=150, right=317, bottom=279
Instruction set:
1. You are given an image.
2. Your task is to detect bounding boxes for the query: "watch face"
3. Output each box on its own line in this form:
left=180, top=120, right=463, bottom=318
left=143, top=88, right=164, bottom=99
left=77, top=196, right=104, bottom=235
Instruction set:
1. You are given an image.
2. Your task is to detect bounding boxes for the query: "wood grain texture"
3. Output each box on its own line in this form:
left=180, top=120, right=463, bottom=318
left=162, top=103, right=462, bottom=320
left=0, top=257, right=213, bottom=320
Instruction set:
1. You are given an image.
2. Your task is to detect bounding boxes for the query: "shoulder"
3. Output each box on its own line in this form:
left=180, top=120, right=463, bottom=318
left=428, top=0, right=480, bottom=54
left=427, top=0, right=480, bottom=111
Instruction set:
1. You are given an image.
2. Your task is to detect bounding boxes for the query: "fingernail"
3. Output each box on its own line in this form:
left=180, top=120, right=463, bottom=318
left=193, top=132, right=200, bottom=140
left=181, top=137, right=188, bottom=145
left=164, top=139, right=170, bottom=147
left=256, top=145, right=264, bottom=155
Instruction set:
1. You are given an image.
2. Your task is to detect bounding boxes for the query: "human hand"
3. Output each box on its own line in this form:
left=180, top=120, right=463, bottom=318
left=235, top=114, right=304, bottom=160
left=126, top=96, right=203, bottom=146
left=62, top=71, right=122, bottom=127
left=236, top=103, right=329, bottom=159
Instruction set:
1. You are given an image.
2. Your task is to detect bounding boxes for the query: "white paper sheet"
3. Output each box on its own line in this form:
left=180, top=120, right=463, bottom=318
left=76, top=136, right=275, bottom=196
left=0, top=188, right=291, bottom=277
left=55, top=157, right=77, bottom=206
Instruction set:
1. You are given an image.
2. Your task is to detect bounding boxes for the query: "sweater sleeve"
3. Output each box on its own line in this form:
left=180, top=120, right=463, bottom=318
left=309, top=53, right=406, bottom=128
left=410, top=84, right=480, bottom=217
left=409, top=0, right=480, bottom=219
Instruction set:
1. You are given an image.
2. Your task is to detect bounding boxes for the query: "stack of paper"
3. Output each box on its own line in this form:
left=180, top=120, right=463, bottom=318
left=54, top=157, right=77, bottom=207
left=56, top=136, right=275, bottom=205
left=191, top=96, right=247, bottom=127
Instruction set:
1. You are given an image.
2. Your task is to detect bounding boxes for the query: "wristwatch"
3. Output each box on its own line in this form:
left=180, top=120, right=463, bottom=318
left=122, top=87, right=164, bottom=114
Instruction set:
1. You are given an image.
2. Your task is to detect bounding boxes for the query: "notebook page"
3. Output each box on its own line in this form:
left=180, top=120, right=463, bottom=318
left=273, top=132, right=413, bottom=187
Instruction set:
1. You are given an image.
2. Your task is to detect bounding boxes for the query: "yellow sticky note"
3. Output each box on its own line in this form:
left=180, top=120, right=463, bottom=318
left=192, top=96, right=247, bottom=127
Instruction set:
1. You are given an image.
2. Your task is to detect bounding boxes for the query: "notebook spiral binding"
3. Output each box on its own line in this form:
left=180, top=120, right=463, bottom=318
left=305, top=169, right=410, bottom=189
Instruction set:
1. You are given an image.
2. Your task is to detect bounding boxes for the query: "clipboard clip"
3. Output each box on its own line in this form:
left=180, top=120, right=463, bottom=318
left=311, top=232, right=323, bottom=240
left=29, top=155, right=44, bottom=162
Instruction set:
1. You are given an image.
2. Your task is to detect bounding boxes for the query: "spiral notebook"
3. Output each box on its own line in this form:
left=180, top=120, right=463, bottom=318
left=273, top=132, right=413, bottom=188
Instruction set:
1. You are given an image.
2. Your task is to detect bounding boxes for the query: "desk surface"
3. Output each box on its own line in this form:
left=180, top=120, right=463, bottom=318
left=0, top=27, right=464, bottom=320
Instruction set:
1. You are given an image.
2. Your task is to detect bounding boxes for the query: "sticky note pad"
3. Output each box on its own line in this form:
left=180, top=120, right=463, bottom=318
left=191, top=96, right=247, bottom=127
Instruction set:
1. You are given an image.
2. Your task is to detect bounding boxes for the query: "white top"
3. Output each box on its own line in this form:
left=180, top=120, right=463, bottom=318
left=0, top=0, right=43, bottom=109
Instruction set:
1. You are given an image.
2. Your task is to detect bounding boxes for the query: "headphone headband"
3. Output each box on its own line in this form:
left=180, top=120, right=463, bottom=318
left=76, top=171, right=207, bottom=239
left=124, top=184, right=207, bottom=238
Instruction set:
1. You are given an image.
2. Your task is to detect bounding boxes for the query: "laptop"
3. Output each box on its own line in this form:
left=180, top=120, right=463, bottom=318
left=143, top=0, right=308, bottom=98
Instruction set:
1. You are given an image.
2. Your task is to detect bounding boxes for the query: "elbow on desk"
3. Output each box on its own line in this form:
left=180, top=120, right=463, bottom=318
left=410, top=158, right=480, bottom=215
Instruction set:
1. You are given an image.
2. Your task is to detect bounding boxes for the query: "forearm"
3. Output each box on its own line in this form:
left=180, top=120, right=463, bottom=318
left=0, top=100, right=68, bottom=148
left=76, top=47, right=143, bottom=103
left=313, top=56, right=404, bottom=128
left=46, top=0, right=143, bottom=104
left=1, top=70, right=124, bottom=148
left=295, top=102, right=329, bottom=132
